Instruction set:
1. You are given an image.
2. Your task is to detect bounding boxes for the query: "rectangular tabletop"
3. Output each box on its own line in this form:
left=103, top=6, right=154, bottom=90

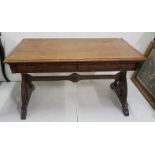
left=4, top=38, right=145, bottom=64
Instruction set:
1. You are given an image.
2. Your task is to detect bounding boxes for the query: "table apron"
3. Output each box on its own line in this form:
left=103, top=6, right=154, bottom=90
left=10, top=62, right=139, bottom=73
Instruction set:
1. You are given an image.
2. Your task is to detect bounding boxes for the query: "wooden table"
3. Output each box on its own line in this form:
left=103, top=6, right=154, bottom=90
left=4, top=38, right=145, bottom=120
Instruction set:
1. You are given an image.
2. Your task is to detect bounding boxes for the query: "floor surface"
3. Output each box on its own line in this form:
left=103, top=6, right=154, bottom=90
left=0, top=80, right=154, bottom=122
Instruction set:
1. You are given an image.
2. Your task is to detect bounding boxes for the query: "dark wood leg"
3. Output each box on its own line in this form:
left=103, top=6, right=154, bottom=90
left=21, top=74, right=34, bottom=120
left=110, top=71, right=129, bottom=116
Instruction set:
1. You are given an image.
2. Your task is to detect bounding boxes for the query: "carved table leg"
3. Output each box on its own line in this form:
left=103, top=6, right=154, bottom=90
left=110, top=71, right=129, bottom=116
left=21, top=74, right=35, bottom=120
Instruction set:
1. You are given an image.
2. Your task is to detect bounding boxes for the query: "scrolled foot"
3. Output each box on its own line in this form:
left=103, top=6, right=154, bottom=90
left=21, top=109, right=27, bottom=120
left=110, top=82, right=115, bottom=89
left=122, top=106, right=129, bottom=116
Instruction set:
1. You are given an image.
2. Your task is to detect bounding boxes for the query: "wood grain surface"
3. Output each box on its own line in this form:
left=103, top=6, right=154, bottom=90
left=4, top=38, right=145, bottom=63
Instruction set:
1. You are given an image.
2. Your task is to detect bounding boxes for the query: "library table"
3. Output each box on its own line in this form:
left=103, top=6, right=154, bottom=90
left=4, top=38, right=145, bottom=120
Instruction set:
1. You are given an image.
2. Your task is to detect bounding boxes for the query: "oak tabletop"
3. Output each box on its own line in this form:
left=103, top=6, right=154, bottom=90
left=4, top=38, right=145, bottom=63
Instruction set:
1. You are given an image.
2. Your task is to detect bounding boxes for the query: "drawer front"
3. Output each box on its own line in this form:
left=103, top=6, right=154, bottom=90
left=78, top=62, right=137, bottom=71
left=11, top=63, right=78, bottom=73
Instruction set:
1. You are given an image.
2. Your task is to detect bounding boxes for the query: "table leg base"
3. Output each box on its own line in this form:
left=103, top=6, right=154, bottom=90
left=21, top=74, right=35, bottom=120
left=20, top=72, right=129, bottom=120
left=122, top=106, right=129, bottom=116
left=21, top=110, right=27, bottom=120
left=110, top=71, right=129, bottom=116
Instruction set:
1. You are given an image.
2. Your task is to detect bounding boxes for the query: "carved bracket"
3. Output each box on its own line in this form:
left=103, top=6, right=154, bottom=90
left=110, top=71, right=129, bottom=116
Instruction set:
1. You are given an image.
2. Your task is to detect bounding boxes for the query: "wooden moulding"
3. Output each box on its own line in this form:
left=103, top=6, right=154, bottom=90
left=131, top=41, right=155, bottom=109
left=132, top=75, right=155, bottom=109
